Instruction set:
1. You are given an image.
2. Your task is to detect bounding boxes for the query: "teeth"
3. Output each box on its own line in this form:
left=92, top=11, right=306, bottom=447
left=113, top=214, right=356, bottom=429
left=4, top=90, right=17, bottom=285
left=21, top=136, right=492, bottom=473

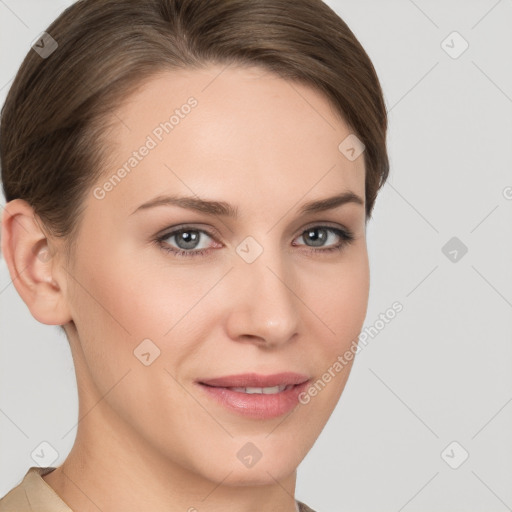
left=229, top=385, right=289, bottom=394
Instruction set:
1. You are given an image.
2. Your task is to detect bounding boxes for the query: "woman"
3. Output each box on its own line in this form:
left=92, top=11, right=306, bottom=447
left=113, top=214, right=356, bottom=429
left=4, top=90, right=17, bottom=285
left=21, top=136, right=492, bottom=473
left=0, top=0, right=389, bottom=510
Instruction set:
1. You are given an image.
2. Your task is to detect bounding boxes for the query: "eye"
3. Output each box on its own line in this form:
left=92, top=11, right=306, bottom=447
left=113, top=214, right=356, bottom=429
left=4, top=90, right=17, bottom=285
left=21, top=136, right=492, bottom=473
left=154, top=224, right=355, bottom=258
left=155, top=226, right=217, bottom=258
left=293, top=225, right=355, bottom=255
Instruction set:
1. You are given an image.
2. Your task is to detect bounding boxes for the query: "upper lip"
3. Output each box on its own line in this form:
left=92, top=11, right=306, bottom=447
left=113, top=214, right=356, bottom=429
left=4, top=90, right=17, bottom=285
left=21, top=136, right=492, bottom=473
left=198, top=372, right=310, bottom=388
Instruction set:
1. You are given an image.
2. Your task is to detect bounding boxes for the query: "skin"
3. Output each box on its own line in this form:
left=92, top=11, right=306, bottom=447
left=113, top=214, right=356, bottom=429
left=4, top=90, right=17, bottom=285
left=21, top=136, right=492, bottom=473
left=1, top=63, right=369, bottom=512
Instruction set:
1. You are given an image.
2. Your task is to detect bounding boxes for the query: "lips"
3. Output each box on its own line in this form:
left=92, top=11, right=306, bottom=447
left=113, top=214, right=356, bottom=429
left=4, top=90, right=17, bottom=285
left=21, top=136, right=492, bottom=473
left=198, top=372, right=310, bottom=388
left=196, top=372, right=311, bottom=419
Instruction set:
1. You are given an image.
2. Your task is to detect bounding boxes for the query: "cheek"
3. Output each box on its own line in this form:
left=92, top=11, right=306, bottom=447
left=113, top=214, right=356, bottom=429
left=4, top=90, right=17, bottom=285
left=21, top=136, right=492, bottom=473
left=73, top=245, right=200, bottom=341
left=66, top=251, right=198, bottom=439
left=307, top=246, right=370, bottom=351
left=295, top=254, right=369, bottom=429
left=69, top=249, right=228, bottom=389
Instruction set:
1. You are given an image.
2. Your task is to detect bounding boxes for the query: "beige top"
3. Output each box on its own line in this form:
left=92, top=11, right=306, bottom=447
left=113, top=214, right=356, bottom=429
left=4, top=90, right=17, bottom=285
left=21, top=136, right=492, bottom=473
left=0, top=466, right=317, bottom=512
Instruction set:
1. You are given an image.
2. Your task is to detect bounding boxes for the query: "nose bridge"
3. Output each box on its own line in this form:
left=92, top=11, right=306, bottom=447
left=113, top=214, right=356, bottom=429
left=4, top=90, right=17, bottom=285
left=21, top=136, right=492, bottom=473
left=226, top=235, right=301, bottom=345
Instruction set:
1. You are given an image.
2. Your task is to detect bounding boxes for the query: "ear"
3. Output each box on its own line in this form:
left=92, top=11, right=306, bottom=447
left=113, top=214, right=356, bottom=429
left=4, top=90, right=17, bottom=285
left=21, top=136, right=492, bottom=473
left=1, top=198, right=73, bottom=326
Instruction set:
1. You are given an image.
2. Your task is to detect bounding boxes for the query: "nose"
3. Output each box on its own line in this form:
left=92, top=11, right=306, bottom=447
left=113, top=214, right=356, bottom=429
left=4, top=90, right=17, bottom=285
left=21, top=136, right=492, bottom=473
left=224, top=247, right=301, bottom=348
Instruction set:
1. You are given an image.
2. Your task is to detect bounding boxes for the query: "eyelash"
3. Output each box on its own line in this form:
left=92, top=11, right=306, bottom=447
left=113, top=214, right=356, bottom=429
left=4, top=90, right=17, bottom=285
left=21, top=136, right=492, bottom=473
left=154, top=224, right=355, bottom=259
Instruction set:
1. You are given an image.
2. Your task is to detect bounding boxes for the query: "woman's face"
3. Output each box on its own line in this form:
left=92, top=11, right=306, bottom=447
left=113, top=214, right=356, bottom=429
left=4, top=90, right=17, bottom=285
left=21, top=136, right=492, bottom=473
left=54, top=64, right=369, bottom=485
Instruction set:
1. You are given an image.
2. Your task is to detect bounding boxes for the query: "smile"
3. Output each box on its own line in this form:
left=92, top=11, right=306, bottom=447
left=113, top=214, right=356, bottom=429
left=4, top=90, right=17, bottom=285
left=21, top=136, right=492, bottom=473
left=196, top=373, right=311, bottom=419
left=227, top=385, right=293, bottom=394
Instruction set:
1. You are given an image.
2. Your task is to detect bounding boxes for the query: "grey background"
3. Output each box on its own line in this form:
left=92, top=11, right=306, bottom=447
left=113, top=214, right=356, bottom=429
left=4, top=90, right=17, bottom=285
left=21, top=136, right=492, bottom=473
left=1, top=1, right=511, bottom=511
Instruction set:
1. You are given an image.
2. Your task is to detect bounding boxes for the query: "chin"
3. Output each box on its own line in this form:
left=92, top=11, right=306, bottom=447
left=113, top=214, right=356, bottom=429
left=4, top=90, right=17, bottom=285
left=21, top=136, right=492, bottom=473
left=181, top=439, right=304, bottom=488
left=219, top=461, right=298, bottom=487
left=228, top=439, right=305, bottom=486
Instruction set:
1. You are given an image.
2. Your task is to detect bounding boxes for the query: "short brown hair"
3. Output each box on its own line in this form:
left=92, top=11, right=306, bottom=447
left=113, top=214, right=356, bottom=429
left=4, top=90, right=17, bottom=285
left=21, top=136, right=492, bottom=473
left=1, top=0, right=389, bottom=265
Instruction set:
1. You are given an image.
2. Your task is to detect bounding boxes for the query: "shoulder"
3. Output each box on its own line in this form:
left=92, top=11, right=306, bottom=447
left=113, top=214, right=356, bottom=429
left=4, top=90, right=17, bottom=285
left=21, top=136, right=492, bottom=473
left=297, top=499, right=319, bottom=512
left=0, top=473, right=30, bottom=512
left=0, top=466, right=65, bottom=512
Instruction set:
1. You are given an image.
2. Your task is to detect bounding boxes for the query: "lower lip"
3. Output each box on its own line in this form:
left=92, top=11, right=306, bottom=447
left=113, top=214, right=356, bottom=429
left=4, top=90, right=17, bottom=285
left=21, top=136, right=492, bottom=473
left=197, top=381, right=310, bottom=419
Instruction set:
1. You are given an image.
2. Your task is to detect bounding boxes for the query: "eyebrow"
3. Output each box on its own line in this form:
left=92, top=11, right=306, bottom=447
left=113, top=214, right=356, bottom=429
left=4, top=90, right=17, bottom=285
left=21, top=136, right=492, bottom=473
left=130, top=190, right=364, bottom=218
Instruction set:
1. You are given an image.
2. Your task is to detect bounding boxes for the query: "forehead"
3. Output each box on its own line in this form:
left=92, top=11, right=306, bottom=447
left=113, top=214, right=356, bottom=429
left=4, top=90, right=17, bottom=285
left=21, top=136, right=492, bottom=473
left=91, top=64, right=365, bottom=217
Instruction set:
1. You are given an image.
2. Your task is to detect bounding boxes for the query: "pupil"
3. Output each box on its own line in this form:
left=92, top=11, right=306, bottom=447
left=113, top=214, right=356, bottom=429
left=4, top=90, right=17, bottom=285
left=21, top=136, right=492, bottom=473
left=306, top=228, right=326, bottom=247
left=178, top=230, right=199, bottom=249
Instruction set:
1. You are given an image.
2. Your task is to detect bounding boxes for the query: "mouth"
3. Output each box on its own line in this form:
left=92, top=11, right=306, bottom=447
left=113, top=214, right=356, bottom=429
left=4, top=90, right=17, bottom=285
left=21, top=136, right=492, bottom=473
left=196, top=372, right=311, bottom=419
left=208, top=384, right=295, bottom=394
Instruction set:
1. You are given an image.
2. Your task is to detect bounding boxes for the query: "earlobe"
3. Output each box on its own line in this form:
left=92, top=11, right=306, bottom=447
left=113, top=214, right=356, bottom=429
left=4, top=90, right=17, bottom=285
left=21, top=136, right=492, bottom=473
left=1, top=198, right=72, bottom=326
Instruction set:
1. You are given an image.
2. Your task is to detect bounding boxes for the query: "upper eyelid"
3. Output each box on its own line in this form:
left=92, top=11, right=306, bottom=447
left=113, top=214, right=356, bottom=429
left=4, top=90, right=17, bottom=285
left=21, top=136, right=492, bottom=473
left=157, top=222, right=349, bottom=244
left=158, top=221, right=347, bottom=233
left=156, top=224, right=219, bottom=241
